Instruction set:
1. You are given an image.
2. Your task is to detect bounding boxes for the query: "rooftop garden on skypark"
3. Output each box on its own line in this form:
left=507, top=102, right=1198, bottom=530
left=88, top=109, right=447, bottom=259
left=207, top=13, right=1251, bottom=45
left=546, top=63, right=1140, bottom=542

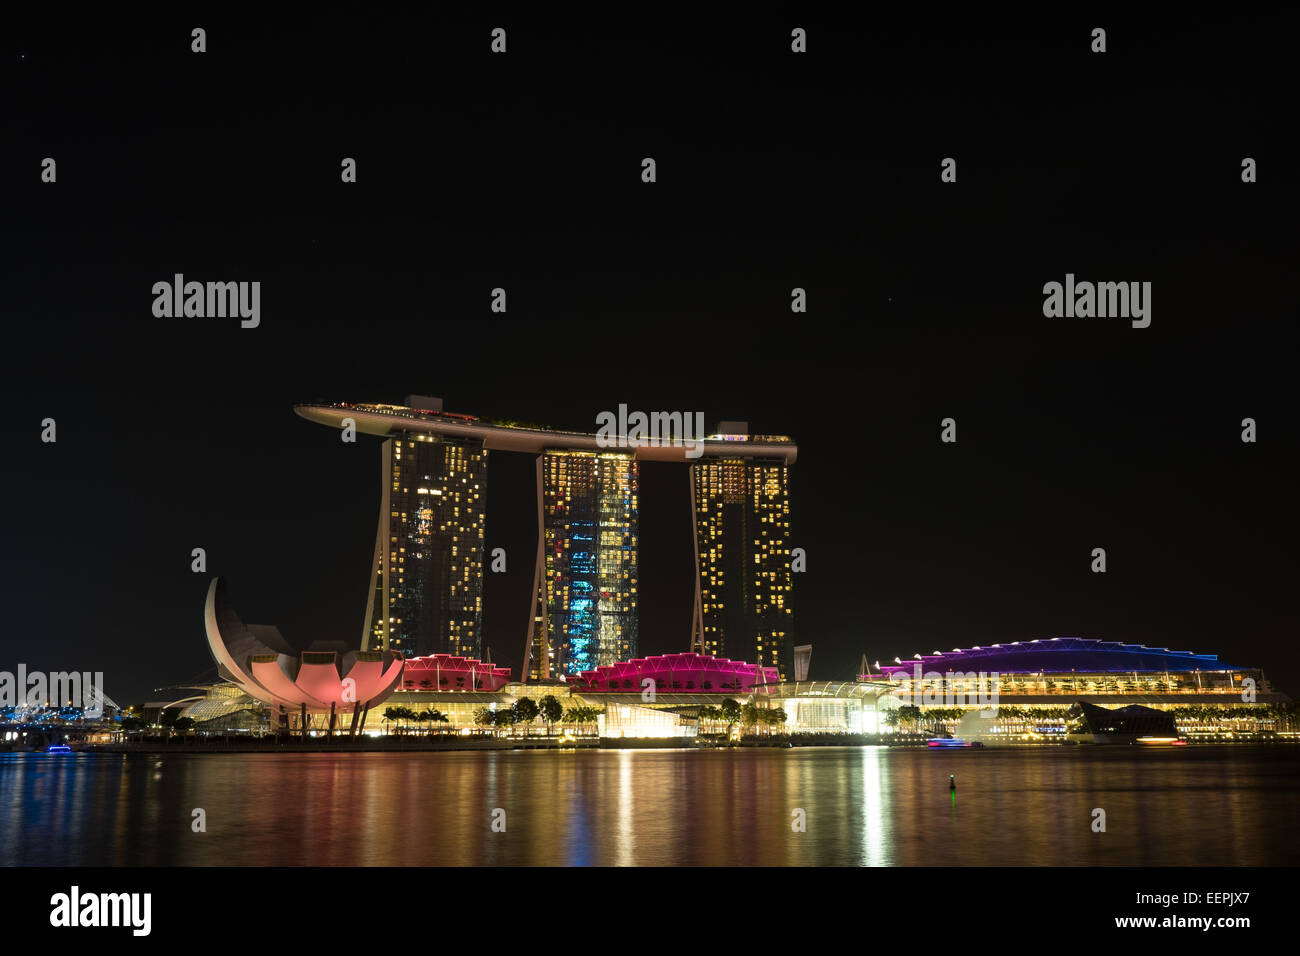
left=321, top=402, right=793, bottom=442
left=336, top=401, right=570, bottom=434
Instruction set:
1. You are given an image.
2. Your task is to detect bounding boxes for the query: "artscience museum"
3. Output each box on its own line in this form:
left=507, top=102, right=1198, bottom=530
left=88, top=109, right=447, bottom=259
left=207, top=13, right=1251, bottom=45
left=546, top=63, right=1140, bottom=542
left=204, top=578, right=405, bottom=734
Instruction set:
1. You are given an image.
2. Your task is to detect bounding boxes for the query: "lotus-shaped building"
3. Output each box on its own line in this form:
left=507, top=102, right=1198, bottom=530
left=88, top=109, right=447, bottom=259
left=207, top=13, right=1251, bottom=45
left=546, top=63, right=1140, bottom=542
left=204, top=578, right=404, bottom=734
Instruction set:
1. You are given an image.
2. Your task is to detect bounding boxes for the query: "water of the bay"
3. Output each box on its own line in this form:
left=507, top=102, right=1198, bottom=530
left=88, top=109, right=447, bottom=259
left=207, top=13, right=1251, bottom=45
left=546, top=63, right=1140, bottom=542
left=2, top=745, right=1296, bottom=866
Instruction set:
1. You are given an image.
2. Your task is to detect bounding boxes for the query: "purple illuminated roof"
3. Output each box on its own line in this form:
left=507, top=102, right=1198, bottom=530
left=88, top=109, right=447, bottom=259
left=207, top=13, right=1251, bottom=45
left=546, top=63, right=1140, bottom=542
left=876, top=638, right=1248, bottom=675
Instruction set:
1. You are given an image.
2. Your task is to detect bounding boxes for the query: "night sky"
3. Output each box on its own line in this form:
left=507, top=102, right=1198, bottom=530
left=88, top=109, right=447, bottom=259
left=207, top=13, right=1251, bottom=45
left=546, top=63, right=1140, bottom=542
left=4, top=8, right=1297, bottom=705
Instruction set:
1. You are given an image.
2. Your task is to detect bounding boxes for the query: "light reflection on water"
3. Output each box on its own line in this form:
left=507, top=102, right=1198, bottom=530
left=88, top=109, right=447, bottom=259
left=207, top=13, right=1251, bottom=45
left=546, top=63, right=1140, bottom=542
left=1, top=745, right=1295, bottom=866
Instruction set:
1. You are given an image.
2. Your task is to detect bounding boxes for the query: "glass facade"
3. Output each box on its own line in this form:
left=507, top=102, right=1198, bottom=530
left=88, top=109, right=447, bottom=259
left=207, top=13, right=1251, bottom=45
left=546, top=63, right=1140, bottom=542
left=598, top=703, right=695, bottom=738
left=692, top=458, right=793, bottom=679
left=364, top=435, right=487, bottom=658
left=530, top=450, right=638, bottom=679
left=178, top=683, right=270, bottom=733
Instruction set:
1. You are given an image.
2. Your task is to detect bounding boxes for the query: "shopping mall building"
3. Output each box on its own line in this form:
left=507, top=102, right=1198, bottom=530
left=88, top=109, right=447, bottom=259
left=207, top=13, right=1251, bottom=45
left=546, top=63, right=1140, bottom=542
left=180, top=595, right=1294, bottom=740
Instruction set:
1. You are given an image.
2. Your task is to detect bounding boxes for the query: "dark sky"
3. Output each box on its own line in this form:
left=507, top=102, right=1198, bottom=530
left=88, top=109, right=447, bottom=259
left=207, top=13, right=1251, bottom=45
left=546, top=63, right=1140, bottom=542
left=3, top=8, right=1297, bottom=704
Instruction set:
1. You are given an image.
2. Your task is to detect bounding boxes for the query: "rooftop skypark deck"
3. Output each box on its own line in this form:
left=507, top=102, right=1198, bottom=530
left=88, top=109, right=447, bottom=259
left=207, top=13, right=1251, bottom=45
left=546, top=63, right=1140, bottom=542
left=294, top=401, right=798, bottom=463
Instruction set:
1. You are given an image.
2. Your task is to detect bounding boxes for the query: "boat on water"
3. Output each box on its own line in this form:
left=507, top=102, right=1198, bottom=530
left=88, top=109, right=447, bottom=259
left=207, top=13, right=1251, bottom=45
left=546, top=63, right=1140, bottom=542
left=45, top=744, right=72, bottom=754
left=926, top=737, right=983, bottom=749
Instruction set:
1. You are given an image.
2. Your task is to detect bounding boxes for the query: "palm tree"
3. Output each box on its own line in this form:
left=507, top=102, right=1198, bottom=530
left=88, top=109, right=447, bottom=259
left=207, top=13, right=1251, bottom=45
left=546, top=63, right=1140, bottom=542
left=382, top=705, right=400, bottom=736
left=562, top=706, right=602, bottom=736
left=897, top=704, right=921, bottom=735
left=697, top=704, right=722, bottom=736
left=418, top=709, right=441, bottom=735
left=402, top=705, right=420, bottom=734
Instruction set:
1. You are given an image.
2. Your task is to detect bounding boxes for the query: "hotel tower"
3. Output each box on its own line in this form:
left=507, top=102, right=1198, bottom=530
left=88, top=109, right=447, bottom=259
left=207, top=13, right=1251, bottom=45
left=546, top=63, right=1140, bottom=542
left=524, top=450, right=639, bottom=680
left=689, top=423, right=794, bottom=680
left=360, top=398, right=487, bottom=659
left=294, top=400, right=795, bottom=680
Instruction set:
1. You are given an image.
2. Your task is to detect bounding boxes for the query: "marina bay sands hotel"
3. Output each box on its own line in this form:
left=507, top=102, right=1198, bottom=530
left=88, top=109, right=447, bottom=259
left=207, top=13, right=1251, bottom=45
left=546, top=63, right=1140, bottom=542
left=295, top=398, right=797, bottom=682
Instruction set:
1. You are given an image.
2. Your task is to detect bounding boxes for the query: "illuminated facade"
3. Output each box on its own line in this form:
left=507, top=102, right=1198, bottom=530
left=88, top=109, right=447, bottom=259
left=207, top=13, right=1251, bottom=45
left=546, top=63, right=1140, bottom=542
left=202, top=577, right=1295, bottom=739
left=295, top=400, right=797, bottom=683
left=528, top=451, right=638, bottom=679
left=871, top=639, right=1295, bottom=740
left=573, top=652, right=779, bottom=693
left=400, top=654, right=510, bottom=692
left=764, top=682, right=886, bottom=734
left=874, top=638, right=1273, bottom=698
left=691, top=456, right=794, bottom=679
left=177, top=683, right=269, bottom=733
left=363, top=433, right=487, bottom=658
left=203, top=578, right=405, bottom=735
left=599, top=703, right=696, bottom=739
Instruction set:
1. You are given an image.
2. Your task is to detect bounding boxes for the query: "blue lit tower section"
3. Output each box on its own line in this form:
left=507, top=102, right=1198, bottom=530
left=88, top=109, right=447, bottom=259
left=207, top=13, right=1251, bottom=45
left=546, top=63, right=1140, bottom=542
left=527, top=450, right=638, bottom=679
left=362, top=434, right=487, bottom=659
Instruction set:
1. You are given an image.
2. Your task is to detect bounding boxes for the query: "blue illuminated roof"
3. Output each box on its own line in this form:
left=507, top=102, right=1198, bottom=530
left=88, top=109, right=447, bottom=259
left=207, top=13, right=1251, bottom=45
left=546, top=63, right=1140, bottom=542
left=878, top=638, right=1248, bottom=674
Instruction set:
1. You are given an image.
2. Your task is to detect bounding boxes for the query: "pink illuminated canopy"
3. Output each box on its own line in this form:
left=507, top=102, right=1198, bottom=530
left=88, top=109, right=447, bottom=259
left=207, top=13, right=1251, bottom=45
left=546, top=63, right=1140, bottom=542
left=401, top=654, right=510, bottom=692
left=574, top=652, right=779, bottom=694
